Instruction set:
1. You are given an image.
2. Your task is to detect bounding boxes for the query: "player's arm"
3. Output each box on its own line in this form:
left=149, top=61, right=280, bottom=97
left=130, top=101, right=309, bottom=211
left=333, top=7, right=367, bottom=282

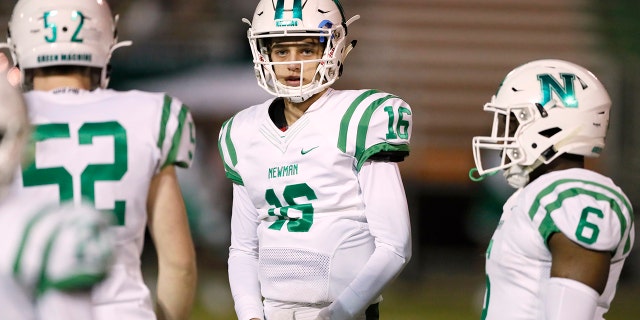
left=228, top=183, right=264, bottom=320
left=320, top=161, right=411, bottom=319
left=147, top=165, right=197, bottom=320
left=544, top=232, right=610, bottom=320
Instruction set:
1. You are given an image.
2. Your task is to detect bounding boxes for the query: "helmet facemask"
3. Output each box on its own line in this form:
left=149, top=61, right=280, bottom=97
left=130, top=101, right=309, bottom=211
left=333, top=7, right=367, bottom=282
left=473, top=100, right=565, bottom=188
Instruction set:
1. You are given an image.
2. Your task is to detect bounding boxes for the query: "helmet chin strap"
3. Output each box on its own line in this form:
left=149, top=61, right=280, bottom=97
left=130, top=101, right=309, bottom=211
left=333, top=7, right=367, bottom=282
left=277, top=81, right=318, bottom=103
left=286, top=91, right=314, bottom=103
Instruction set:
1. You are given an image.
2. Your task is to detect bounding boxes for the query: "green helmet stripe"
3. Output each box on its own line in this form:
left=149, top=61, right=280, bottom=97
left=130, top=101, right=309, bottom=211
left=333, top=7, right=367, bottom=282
left=275, top=0, right=284, bottom=20
left=293, top=0, right=303, bottom=20
left=332, top=0, right=347, bottom=23
left=275, top=0, right=303, bottom=20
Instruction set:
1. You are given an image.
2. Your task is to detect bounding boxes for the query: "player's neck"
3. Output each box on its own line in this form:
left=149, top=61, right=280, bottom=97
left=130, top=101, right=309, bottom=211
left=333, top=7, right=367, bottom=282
left=33, top=74, right=92, bottom=91
left=529, top=154, right=585, bottom=183
left=282, top=89, right=326, bottom=126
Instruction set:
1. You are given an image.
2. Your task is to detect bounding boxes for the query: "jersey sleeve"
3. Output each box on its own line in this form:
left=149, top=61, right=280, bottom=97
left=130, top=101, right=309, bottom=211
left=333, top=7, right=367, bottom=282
left=533, top=180, right=634, bottom=254
left=14, top=203, right=114, bottom=296
left=218, top=116, right=244, bottom=185
left=337, top=90, right=412, bottom=171
left=156, top=94, right=196, bottom=170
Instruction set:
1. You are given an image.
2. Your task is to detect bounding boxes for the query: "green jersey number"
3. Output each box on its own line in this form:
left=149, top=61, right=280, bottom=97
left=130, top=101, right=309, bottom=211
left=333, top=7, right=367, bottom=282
left=575, top=206, right=603, bottom=244
left=265, top=183, right=317, bottom=232
left=22, top=122, right=128, bottom=225
left=384, top=106, right=411, bottom=140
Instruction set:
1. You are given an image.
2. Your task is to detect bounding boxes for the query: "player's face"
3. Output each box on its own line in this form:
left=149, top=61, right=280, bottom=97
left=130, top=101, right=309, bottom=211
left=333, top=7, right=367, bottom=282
left=269, top=37, right=324, bottom=87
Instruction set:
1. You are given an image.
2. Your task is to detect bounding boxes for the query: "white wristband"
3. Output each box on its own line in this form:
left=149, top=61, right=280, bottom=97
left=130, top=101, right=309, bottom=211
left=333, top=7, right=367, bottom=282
left=544, top=277, right=599, bottom=320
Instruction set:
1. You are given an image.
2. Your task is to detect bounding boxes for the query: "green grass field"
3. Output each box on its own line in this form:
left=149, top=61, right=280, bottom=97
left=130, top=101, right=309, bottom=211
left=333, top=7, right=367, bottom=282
left=188, top=269, right=640, bottom=319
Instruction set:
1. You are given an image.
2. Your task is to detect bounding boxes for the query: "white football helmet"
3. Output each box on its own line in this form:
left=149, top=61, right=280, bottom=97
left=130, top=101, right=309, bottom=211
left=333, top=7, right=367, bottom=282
left=2, top=0, right=131, bottom=89
left=244, top=0, right=360, bottom=102
left=472, top=59, right=611, bottom=188
left=0, top=77, right=30, bottom=198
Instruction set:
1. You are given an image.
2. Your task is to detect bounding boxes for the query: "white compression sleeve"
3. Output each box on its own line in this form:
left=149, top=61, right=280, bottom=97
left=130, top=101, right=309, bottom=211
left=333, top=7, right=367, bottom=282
left=544, top=277, right=599, bottom=320
left=228, top=184, right=264, bottom=320
left=326, top=161, right=411, bottom=319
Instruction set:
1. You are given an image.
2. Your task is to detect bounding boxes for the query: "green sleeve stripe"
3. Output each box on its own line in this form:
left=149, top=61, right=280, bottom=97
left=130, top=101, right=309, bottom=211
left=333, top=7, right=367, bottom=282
left=13, top=205, right=58, bottom=278
left=529, top=179, right=633, bottom=220
left=162, top=105, right=189, bottom=168
left=337, top=89, right=380, bottom=152
left=218, top=117, right=243, bottom=185
left=356, top=142, right=410, bottom=171
left=156, top=95, right=172, bottom=149
left=36, top=223, right=64, bottom=296
left=219, top=117, right=239, bottom=166
left=354, top=94, right=398, bottom=162
left=224, top=170, right=244, bottom=185
left=535, top=186, right=630, bottom=253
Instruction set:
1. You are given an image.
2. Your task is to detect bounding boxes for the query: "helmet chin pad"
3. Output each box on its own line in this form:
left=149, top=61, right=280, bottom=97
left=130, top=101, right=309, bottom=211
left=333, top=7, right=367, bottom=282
left=504, top=164, right=534, bottom=189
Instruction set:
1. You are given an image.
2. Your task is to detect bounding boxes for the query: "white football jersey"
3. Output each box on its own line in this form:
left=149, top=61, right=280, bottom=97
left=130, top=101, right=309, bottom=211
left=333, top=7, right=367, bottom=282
left=0, top=191, right=113, bottom=320
left=218, top=88, right=412, bottom=304
left=13, top=88, right=195, bottom=318
left=481, top=168, right=635, bottom=320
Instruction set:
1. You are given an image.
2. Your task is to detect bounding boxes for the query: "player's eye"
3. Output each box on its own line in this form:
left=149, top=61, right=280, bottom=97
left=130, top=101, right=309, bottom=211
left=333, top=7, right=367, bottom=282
left=273, top=49, right=288, bottom=57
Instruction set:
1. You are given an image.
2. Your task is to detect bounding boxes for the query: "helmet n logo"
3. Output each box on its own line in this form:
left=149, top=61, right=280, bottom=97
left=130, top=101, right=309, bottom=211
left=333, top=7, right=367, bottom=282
left=275, top=0, right=303, bottom=26
left=537, top=73, right=578, bottom=108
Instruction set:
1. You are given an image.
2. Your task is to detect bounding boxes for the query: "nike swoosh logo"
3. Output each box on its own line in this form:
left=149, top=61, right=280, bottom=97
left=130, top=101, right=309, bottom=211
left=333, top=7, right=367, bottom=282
left=301, top=146, right=319, bottom=155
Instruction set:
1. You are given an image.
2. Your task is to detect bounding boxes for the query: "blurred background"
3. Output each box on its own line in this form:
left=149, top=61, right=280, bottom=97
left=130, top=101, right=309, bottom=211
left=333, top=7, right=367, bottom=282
left=2, top=0, right=640, bottom=318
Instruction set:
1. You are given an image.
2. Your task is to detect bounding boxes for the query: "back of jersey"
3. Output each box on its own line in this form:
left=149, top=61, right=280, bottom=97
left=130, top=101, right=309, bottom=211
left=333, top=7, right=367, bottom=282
left=17, top=88, right=194, bottom=311
left=0, top=192, right=114, bottom=319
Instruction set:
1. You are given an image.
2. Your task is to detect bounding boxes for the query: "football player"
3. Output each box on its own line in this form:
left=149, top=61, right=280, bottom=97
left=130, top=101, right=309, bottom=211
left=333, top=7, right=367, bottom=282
left=218, top=0, right=413, bottom=319
left=2, top=0, right=197, bottom=319
left=471, top=59, right=635, bottom=320
left=0, top=75, right=114, bottom=320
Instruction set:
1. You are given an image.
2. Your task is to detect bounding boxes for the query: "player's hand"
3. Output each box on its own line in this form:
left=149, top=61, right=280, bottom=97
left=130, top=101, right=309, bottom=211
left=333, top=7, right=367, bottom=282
left=0, top=52, right=21, bottom=87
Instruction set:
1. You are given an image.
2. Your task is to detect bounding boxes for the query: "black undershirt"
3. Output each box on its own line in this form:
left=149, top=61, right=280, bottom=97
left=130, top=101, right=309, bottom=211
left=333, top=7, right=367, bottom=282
left=268, top=98, right=288, bottom=132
